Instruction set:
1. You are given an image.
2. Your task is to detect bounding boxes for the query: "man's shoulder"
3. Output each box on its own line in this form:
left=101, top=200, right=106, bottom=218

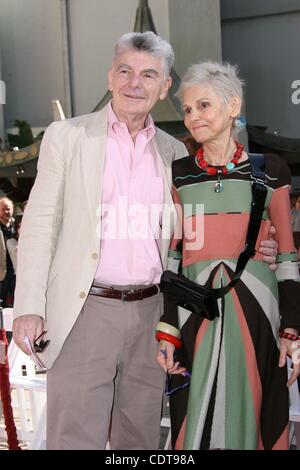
left=155, top=127, right=187, bottom=156
left=45, top=108, right=107, bottom=138
left=155, top=126, right=181, bottom=145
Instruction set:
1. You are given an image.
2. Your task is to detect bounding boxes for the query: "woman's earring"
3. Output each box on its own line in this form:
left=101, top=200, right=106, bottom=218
left=234, top=115, right=246, bottom=130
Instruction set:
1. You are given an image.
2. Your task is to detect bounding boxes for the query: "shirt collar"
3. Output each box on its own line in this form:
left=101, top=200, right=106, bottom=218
left=108, top=100, right=156, bottom=140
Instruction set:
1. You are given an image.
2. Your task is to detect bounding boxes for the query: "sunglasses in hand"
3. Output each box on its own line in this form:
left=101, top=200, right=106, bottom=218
left=33, top=331, right=50, bottom=353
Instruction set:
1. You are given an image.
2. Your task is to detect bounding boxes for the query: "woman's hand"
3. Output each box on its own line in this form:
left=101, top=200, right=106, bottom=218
left=278, top=328, right=300, bottom=387
left=156, top=340, right=186, bottom=375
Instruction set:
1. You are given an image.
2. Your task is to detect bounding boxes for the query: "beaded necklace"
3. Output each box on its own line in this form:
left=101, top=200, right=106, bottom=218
left=196, top=141, right=244, bottom=193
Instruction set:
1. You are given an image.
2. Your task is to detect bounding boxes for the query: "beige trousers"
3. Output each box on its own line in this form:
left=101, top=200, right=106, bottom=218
left=46, top=292, right=165, bottom=450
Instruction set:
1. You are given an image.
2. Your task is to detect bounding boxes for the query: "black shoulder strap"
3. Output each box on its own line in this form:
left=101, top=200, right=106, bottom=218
left=214, top=153, right=268, bottom=298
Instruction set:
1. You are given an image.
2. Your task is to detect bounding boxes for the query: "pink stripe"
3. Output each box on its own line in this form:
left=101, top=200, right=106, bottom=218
left=272, top=425, right=289, bottom=450
left=224, top=269, right=263, bottom=441
left=194, top=319, right=210, bottom=355
left=174, top=320, right=210, bottom=449
left=182, top=215, right=271, bottom=267
left=269, top=187, right=296, bottom=253
left=175, top=417, right=187, bottom=450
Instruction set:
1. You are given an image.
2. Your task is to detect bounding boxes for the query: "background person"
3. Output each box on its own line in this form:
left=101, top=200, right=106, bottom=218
left=0, top=197, right=16, bottom=307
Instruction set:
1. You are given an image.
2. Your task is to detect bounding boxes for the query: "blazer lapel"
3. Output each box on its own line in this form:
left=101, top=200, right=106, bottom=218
left=153, top=130, right=177, bottom=268
left=80, top=107, right=108, bottom=229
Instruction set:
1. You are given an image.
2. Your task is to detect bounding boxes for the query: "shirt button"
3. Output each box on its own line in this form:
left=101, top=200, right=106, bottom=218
left=91, top=253, right=98, bottom=260
left=79, top=292, right=86, bottom=299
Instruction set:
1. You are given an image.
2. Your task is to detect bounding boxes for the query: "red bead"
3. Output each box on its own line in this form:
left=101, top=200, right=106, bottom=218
left=196, top=141, right=243, bottom=177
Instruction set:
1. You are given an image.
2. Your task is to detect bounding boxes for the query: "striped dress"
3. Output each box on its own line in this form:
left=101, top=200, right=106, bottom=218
left=161, top=153, right=300, bottom=450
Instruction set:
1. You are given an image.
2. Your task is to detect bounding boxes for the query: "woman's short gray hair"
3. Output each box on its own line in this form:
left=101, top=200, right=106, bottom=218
left=114, top=31, right=174, bottom=77
left=177, top=61, right=244, bottom=105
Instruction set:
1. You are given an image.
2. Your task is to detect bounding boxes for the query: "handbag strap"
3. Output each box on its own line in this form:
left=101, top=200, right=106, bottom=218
left=213, top=153, right=268, bottom=298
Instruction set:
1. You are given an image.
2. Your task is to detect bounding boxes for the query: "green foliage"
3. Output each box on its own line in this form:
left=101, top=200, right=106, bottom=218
left=7, top=120, right=34, bottom=149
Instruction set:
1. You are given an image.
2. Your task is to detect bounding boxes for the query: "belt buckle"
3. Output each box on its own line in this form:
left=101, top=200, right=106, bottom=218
left=121, top=289, right=133, bottom=301
left=121, top=288, right=138, bottom=301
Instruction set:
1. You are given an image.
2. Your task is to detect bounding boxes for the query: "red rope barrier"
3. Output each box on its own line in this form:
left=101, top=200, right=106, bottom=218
left=0, top=328, right=21, bottom=450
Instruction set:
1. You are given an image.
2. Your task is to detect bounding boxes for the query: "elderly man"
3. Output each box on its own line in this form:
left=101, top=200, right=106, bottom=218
left=0, top=197, right=15, bottom=307
left=12, top=32, right=277, bottom=450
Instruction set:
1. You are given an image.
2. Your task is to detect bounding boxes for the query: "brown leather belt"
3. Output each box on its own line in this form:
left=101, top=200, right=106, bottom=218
left=89, top=284, right=160, bottom=301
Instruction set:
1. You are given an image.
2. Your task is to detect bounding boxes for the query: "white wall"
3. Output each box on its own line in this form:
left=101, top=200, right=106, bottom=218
left=0, top=54, right=5, bottom=147
left=169, top=0, right=222, bottom=78
left=221, top=3, right=300, bottom=139
left=68, top=0, right=169, bottom=116
left=0, top=0, right=170, bottom=127
left=0, top=0, right=66, bottom=128
left=0, top=0, right=228, bottom=130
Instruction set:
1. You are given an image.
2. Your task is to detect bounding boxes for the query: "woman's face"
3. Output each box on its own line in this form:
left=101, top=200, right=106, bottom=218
left=182, top=82, right=240, bottom=144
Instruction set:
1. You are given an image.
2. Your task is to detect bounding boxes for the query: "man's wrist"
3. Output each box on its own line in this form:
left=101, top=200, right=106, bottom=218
left=283, top=328, right=299, bottom=336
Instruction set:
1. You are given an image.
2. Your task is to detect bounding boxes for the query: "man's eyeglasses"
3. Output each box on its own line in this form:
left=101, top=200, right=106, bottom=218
left=33, top=331, right=50, bottom=353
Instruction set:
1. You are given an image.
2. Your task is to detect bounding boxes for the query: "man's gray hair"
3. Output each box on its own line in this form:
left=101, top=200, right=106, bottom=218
left=114, top=31, right=174, bottom=76
left=176, top=61, right=244, bottom=105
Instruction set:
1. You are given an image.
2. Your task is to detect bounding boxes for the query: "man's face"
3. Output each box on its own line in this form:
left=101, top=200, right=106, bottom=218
left=108, top=49, right=172, bottom=122
left=0, top=201, right=13, bottom=224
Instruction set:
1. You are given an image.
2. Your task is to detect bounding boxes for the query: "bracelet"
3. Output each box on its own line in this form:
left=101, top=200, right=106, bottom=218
left=155, top=331, right=182, bottom=349
left=279, top=331, right=300, bottom=341
left=155, top=321, right=181, bottom=339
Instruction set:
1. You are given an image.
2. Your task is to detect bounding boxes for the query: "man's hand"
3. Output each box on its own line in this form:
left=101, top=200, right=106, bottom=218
left=278, top=328, right=300, bottom=387
left=13, top=315, right=44, bottom=355
left=258, top=225, right=278, bottom=271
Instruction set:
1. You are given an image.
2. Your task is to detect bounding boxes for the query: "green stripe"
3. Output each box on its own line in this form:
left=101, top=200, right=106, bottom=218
left=168, top=249, right=182, bottom=260
left=184, top=318, right=219, bottom=449
left=224, top=290, right=258, bottom=449
left=277, top=252, right=299, bottom=263
left=177, top=180, right=272, bottom=218
left=240, top=259, right=278, bottom=300
left=183, top=259, right=278, bottom=300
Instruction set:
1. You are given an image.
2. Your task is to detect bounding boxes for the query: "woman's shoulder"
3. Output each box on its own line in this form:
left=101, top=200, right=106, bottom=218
left=172, top=155, right=196, bottom=173
left=171, top=155, right=199, bottom=187
left=263, top=153, right=291, bottom=189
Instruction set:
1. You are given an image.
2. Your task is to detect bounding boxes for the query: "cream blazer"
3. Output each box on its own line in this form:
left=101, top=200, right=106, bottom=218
left=13, top=106, right=187, bottom=368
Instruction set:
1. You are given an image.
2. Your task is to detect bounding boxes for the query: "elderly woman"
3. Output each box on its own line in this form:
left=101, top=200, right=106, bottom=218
left=156, top=62, right=300, bottom=450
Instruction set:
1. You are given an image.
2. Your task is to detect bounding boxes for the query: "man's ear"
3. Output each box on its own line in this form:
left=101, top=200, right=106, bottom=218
left=108, top=67, right=114, bottom=92
left=160, top=77, right=172, bottom=101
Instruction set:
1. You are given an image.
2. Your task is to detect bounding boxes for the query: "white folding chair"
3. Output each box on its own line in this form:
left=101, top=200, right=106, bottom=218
left=0, top=308, right=47, bottom=449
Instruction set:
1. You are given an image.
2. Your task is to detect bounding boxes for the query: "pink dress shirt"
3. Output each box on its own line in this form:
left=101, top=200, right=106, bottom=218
left=94, top=102, right=164, bottom=286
